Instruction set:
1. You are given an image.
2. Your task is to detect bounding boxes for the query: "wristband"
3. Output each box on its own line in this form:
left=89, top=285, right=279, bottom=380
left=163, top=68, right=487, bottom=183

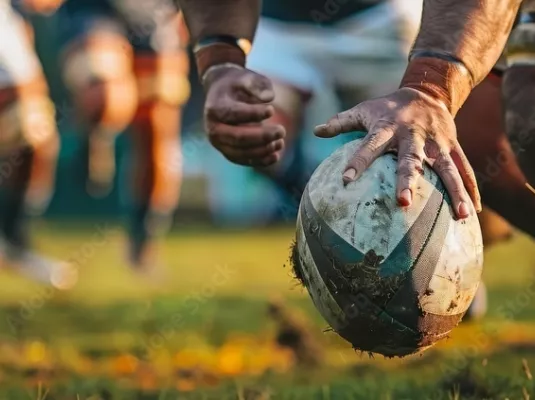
left=401, top=52, right=474, bottom=116
left=194, top=35, right=251, bottom=79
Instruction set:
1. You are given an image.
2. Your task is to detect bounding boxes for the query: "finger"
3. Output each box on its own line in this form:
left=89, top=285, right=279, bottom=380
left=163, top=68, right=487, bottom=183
left=224, top=149, right=283, bottom=167
left=434, top=152, right=473, bottom=219
left=208, top=123, right=285, bottom=148
left=396, top=132, right=426, bottom=207
left=314, top=105, right=369, bottom=138
left=206, top=100, right=274, bottom=124
left=450, top=143, right=482, bottom=213
left=342, top=123, right=394, bottom=185
left=238, top=72, right=275, bottom=103
left=218, top=139, right=285, bottom=164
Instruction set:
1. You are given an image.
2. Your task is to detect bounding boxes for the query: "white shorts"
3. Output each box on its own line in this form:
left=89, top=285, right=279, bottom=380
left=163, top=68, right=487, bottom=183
left=0, top=3, right=43, bottom=89
left=247, top=0, right=422, bottom=98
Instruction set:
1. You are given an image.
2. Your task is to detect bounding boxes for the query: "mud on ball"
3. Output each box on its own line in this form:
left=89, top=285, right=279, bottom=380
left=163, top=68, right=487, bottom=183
left=293, top=138, right=484, bottom=357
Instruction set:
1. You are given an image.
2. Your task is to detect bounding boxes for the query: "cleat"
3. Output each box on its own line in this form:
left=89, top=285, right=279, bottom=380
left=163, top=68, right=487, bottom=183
left=3, top=242, right=78, bottom=290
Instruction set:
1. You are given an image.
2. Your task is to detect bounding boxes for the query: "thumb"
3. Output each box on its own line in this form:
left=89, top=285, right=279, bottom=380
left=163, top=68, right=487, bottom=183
left=314, top=106, right=367, bottom=138
left=240, top=71, right=275, bottom=103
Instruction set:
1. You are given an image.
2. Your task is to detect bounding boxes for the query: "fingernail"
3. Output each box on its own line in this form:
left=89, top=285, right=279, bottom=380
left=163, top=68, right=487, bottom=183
left=399, top=189, right=412, bottom=206
left=458, top=201, right=470, bottom=218
left=342, top=168, right=357, bottom=185
left=314, top=124, right=327, bottom=136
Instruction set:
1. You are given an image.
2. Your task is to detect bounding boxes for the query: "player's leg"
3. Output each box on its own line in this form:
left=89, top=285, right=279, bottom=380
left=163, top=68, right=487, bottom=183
left=58, top=0, right=138, bottom=197
left=256, top=82, right=310, bottom=199
left=0, top=6, right=69, bottom=286
left=454, top=70, right=535, bottom=320
left=246, top=18, right=319, bottom=209
left=502, top=11, right=535, bottom=187
left=126, top=10, right=191, bottom=270
left=456, top=71, right=535, bottom=239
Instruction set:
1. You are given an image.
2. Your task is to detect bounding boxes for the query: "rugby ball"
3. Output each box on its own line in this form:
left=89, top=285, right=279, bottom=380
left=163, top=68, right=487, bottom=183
left=293, top=136, right=484, bottom=357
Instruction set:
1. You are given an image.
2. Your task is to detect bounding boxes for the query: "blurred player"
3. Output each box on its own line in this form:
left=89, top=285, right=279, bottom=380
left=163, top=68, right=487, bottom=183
left=0, top=0, right=72, bottom=287
left=57, top=0, right=190, bottom=272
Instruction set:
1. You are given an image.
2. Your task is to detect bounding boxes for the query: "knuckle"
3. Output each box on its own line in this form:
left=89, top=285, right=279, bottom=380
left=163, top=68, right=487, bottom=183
left=402, top=151, right=424, bottom=165
left=218, top=105, right=235, bottom=122
left=439, top=162, right=457, bottom=175
left=349, top=154, right=369, bottom=169
left=373, top=119, right=397, bottom=135
left=397, top=164, right=420, bottom=180
left=205, top=102, right=221, bottom=119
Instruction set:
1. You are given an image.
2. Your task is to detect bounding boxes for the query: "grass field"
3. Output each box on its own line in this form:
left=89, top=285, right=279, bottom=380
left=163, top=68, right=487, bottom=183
left=0, top=222, right=534, bottom=399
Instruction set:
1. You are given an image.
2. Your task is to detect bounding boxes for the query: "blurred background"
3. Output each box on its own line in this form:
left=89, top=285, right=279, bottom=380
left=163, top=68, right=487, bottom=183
left=29, top=12, right=347, bottom=226
left=0, top=2, right=533, bottom=399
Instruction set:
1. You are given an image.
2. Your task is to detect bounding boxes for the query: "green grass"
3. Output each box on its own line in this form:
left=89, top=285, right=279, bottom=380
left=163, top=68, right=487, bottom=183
left=0, top=222, right=533, bottom=399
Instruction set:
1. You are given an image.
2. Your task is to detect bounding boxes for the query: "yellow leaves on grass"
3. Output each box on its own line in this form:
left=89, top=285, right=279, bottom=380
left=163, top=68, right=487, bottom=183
left=217, top=343, right=244, bottom=376
left=1, top=333, right=296, bottom=392
left=215, top=337, right=295, bottom=377
left=24, top=341, right=48, bottom=366
left=111, top=353, right=139, bottom=375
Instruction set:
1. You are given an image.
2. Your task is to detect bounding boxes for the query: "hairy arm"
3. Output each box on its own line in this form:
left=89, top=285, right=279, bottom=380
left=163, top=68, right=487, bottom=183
left=177, top=0, right=261, bottom=44
left=402, top=0, right=523, bottom=115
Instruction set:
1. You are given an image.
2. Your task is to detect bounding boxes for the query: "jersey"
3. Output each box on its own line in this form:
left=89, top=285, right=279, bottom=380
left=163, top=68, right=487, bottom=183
left=261, top=0, right=384, bottom=25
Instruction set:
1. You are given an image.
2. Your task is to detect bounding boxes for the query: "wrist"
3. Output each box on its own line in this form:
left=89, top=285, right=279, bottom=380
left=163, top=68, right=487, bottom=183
left=400, top=53, right=474, bottom=116
left=201, top=63, right=244, bottom=88
left=194, top=36, right=251, bottom=81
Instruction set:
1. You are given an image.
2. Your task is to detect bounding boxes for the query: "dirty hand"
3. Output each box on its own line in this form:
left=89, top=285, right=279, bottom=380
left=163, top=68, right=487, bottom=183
left=314, top=87, right=481, bottom=219
left=202, top=64, right=285, bottom=167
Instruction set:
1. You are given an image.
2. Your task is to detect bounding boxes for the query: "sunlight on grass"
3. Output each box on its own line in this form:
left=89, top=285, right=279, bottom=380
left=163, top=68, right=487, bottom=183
left=0, top=223, right=532, bottom=398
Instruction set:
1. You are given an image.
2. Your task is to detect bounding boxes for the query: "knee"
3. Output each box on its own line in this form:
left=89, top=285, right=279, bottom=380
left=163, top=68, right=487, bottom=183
left=62, top=35, right=138, bottom=132
left=478, top=208, right=513, bottom=247
left=134, top=51, right=191, bottom=111
left=0, top=77, right=59, bottom=152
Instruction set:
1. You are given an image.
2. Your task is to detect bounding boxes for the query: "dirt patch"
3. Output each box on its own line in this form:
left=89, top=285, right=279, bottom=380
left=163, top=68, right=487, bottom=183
left=288, top=239, right=305, bottom=287
left=267, top=299, right=324, bottom=367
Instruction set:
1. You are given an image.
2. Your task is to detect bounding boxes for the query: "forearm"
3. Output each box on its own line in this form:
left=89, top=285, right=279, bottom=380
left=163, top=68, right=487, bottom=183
left=177, top=0, right=260, bottom=79
left=401, top=0, right=522, bottom=116
left=414, top=0, right=521, bottom=85
left=177, top=0, right=260, bottom=44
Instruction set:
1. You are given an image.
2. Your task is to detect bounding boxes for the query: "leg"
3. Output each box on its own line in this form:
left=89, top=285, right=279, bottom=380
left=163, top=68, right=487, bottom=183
left=58, top=1, right=138, bottom=196
left=456, top=72, right=535, bottom=320
left=456, top=72, right=535, bottom=239
left=0, top=7, right=70, bottom=287
left=254, top=81, right=310, bottom=199
left=245, top=18, right=320, bottom=216
left=126, top=10, right=190, bottom=269
left=0, top=78, right=60, bottom=248
left=502, top=11, right=535, bottom=186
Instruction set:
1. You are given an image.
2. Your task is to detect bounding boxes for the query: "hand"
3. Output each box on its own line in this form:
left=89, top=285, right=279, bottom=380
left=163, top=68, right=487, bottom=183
left=314, top=87, right=481, bottom=219
left=203, top=65, right=285, bottom=167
